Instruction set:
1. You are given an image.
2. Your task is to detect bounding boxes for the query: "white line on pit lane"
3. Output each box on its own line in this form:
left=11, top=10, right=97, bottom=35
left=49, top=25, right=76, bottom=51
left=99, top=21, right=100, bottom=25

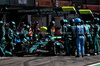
left=88, top=63, right=100, bottom=66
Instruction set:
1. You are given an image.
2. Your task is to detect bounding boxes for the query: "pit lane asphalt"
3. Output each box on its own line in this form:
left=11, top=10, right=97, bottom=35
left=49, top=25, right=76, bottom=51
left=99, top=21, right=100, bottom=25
left=0, top=55, right=100, bottom=66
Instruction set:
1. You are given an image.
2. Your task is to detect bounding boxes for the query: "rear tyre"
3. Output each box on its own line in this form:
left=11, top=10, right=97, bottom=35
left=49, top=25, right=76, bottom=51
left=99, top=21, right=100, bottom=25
left=50, top=42, right=57, bottom=56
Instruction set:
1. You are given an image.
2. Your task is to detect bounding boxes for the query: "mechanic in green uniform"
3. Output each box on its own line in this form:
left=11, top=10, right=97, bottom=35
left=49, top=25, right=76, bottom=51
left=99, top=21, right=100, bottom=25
left=47, top=21, right=55, bottom=37
left=20, top=24, right=27, bottom=43
left=70, top=19, right=76, bottom=55
left=90, top=19, right=95, bottom=55
left=84, top=21, right=92, bottom=55
left=60, top=19, right=67, bottom=39
left=66, top=19, right=73, bottom=55
left=0, top=21, right=5, bottom=56
left=33, top=22, right=41, bottom=41
left=60, top=19, right=70, bottom=55
left=25, top=25, right=30, bottom=40
left=93, top=18, right=100, bottom=55
left=5, top=21, right=16, bottom=56
left=24, top=25, right=30, bottom=53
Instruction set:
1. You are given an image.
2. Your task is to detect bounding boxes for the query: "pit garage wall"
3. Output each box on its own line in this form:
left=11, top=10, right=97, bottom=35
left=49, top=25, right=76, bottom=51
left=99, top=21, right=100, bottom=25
left=31, top=16, right=64, bottom=27
left=53, top=16, right=64, bottom=27
left=53, top=14, right=77, bottom=28
left=52, top=16, right=64, bottom=31
left=31, top=15, right=64, bottom=31
left=66, top=14, right=78, bottom=21
left=31, top=16, right=47, bottom=27
left=31, top=14, right=77, bottom=31
left=53, top=14, right=77, bottom=31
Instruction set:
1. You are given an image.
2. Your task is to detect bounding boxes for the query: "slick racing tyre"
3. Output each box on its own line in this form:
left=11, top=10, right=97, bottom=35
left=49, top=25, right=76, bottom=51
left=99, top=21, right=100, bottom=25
left=15, top=43, right=24, bottom=57
left=50, top=42, right=57, bottom=56
left=59, top=49, right=66, bottom=56
left=16, top=52, right=24, bottom=57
